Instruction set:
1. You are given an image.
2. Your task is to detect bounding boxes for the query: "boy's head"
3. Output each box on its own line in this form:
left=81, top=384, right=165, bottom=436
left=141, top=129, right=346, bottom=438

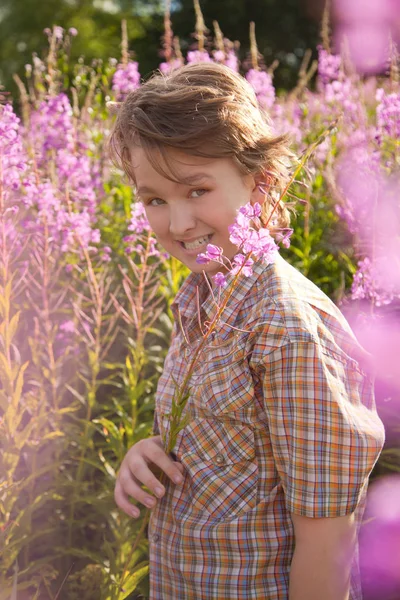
left=108, top=62, right=294, bottom=279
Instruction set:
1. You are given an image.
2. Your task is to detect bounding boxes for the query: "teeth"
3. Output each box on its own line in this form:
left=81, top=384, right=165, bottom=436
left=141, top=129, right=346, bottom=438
left=183, top=235, right=211, bottom=250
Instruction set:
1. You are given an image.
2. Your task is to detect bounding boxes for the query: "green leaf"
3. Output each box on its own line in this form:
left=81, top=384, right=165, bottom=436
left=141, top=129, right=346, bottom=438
left=65, top=384, right=87, bottom=406
left=8, top=312, right=21, bottom=344
left=118, top=564, right=149, bottom=599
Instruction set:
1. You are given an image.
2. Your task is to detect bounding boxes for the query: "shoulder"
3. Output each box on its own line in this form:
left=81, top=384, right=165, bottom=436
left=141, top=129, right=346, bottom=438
left=248, top=256, right=365, bottom=365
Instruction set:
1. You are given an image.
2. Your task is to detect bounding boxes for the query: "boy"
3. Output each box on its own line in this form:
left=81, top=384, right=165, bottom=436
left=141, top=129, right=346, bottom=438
left=110, top=62, right=385, bottom=599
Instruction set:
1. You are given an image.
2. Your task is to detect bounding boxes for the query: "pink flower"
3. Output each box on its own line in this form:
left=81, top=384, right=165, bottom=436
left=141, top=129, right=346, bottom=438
left=60, top=320, right=75, bottom=334
left=242, top=228, right=278, bottom=263
left=231, top=254, right=254, bottom=277
left=213, top=272, right=228, bottom=288
left=159, top=58, right=184, bottom=74
left=224, top=51, right=239, bottom=72
left=196, top=244, right=223, bottom=265
left=112, top=62, right=141, bottom=100
left=186, top=51, right=212, bottom=64
left=275, top=228, right=294, bottom=248
left=317, top=46, right=341, bottom=86
left=246, top=69, right=275, bottom=110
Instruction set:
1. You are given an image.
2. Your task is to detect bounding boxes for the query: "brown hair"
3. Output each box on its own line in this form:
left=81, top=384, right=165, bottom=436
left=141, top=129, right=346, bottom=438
left=107, top=61, right=295, bottom=230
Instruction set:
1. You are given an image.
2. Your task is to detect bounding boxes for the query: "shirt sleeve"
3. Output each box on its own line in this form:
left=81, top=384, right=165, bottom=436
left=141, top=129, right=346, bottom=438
left=258, top=340, right=385, bottom=517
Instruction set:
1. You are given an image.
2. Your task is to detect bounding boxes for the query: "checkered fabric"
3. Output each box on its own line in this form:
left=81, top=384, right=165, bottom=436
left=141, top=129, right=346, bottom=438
left=148, top=254, right=385, bottom=599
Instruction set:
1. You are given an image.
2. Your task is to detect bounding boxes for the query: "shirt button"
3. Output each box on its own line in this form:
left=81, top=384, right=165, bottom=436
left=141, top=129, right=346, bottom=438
left=151, top=534, right=160, bottom=543
left=215, top=454, right=225, bottom=465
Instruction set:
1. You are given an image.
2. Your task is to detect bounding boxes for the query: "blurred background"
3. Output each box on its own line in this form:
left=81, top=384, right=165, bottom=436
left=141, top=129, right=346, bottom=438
left=1, top=1, right=400, bottom=599
left=1, top=0, right=398, bottom=101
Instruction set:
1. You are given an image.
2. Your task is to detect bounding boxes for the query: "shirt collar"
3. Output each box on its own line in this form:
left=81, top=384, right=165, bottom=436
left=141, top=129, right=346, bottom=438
left=171, top=257, right=275, bottom=335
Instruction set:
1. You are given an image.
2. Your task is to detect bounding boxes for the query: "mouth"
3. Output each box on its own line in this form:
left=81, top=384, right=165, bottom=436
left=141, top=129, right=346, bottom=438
left=178, top=234, right=213, bottom=254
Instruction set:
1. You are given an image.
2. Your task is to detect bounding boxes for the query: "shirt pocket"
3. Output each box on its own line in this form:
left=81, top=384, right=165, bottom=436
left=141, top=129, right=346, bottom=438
left=194, top=334, right=255, bottom=415
left=179, top=417, right=258, bottom=521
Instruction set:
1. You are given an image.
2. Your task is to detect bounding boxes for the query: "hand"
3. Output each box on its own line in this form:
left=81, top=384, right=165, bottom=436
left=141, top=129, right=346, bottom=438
left=114, top=435, right=184, bottom=519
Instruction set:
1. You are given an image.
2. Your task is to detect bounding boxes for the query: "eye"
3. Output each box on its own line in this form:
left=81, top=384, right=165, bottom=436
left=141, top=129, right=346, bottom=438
left=146, top=197, right=165, bottom=207
left=190, top=189, right=207, bottom=198
left=144, top=189, right=208, bottom=206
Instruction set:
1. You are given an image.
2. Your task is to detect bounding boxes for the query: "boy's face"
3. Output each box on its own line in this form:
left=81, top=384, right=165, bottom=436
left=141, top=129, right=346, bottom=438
left=131, top=146, right=264, bottom=284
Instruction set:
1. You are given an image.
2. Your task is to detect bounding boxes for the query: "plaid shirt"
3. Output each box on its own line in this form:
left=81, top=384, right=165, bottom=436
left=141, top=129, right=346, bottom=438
left=149, top=254, right=385, bottom=599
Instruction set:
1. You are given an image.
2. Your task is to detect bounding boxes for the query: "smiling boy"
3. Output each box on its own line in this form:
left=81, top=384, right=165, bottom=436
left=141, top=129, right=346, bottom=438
left=109, top=62, right=385, bottom=600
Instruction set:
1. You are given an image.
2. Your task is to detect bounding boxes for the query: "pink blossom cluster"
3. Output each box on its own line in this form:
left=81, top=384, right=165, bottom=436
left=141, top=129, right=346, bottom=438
left=212, top=50, right=239, bottom=71
left=336, top=146, right=400, bottom=305
left=28, top=93, right=100, bottom=228
left=246, top=69, right=275, bottom=111
left=376, top=88, right=400, bottom=142
left=317, top=46, right=342, bottom=87
left=196, top=202, right=281, bottom=287
left=186, top=50, right=213, bottom=64
left=0, top=101, right=100, bottom=255
left=324, top=78, right=362, bottom=123
left=159, top=58, right=185, bottom=74
left=159, top=50, right=239, bottom=73
left=0, top=104, right=29, bottom=208
left=351, top=257, right=395, bottom=307
left=124, top=202, right=163, bottom=258
left=30, top=93, right=75, bottom=154
left=112, top=61, right=141, bottom=100
left=272, top=102, right=303, bottom=146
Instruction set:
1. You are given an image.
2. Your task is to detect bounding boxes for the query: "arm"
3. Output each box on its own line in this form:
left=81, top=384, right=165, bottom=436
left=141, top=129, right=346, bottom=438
left=289, top=512, right=357, bottom=600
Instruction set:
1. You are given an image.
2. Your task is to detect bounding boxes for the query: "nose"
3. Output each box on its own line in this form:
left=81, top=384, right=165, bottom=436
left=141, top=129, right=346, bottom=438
left=169, top=203, right=197, bottom=237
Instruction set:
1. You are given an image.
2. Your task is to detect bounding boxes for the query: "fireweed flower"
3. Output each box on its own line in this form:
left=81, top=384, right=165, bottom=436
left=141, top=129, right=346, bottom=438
left=112, top=61, right=141, bottom=100
left=60, top=320, right=75, bottom=334
left=246, top=69, right=275, bottom=111
left=213, top=272, right=228, bottom=287
left=196, top=202, right=280, bottom=287
left=275, top=228, right=294, bottom=248
left=128, top=202, right=152, bottom=237
left=0, top=104, right=30, bottom=207
left=272, top=101, right=303, bottom=148
left=196, top=244, right=223, bottom=265
left=212, top=50, right=239, bottom=72
left=126, top=202, right=163, bottom=258
left=159, top=58, right=184, bottom=74
left=231, top=254, right=254, bottom=277
left=212, top=50, right=225, bottom=63
left=27, top=94, right=102, bottom=249
left=336, top=147, right=400, bottom=306
left=242, top=227, right=279, bottom=261
left=324, top=78, right=361, bottom=122
left=30, top=94, right=75, bottom=155
left=186, top=51, right=213, bottom=64
left=351, top=258, right=395, bottom=307
left=317, top=46, right=341, bottom=87
left=376, top=88, right=400, bottom=142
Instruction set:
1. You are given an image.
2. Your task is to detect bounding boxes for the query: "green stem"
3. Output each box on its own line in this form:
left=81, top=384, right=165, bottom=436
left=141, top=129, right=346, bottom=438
left=67, top=247, right=102, bottom=549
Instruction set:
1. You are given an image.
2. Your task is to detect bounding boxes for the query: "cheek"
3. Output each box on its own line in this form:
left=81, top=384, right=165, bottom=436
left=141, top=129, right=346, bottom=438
left=144, top=210, right=165, bottom=234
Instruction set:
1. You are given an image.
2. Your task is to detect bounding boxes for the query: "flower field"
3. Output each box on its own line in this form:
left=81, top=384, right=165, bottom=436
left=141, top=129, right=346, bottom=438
left=1, top=8, right=399, bottom=600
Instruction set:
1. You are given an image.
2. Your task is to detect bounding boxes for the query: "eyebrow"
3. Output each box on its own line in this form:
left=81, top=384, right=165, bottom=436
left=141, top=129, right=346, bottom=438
left=136, top=173, right=215, bottom=196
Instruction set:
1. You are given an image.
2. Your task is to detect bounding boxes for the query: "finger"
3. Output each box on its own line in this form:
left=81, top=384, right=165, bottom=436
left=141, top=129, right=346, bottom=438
left=175, top=462, right=185, bottom=475
left=129, top=459, right=169, bottom=498
left=118, top=469, right=160, bottom=508
left=139, top=444, right=184, bottom=487
left=114, top=479, right=141, bottom=519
